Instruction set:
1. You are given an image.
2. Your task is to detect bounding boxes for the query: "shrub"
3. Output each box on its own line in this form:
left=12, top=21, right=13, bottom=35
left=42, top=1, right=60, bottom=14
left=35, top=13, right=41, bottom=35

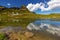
left=0, top=33, right=7, bottom=40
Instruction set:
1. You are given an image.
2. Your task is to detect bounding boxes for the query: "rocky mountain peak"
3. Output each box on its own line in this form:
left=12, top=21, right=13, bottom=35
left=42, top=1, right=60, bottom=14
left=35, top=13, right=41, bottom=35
left=20, top=5, right=28, bottom=11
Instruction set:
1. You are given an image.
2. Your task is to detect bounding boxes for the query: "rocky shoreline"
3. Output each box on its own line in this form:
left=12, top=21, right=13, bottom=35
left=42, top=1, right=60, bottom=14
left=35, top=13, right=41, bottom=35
left=0, top=26, right=60, bottom=40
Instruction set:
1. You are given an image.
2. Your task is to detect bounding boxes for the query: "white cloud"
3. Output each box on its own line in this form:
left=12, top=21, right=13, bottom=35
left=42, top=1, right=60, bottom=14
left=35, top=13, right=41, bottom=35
left=27, top=3, right=41, bottom=12
left=7, top=3, right=11, bottom=6
left=42, top=0, right=60, bottom=11
left=26, top=0, right=60, bottom=12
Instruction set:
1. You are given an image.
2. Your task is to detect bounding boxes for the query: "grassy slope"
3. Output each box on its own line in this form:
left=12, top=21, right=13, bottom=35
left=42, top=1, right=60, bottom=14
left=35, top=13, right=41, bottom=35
left=0, top=6, right=60, bottom=28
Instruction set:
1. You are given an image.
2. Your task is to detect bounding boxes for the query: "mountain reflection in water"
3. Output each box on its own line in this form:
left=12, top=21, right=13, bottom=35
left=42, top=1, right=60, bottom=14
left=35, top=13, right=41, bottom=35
left=0, top=19, right=60, bottom=36
left=27, top=19, right=60, bottom=36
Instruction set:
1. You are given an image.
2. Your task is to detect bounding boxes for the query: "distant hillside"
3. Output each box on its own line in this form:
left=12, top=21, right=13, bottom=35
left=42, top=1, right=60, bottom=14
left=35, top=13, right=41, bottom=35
left=0, top=5, right=60, bottom=19
left=0, top=5, right=60, bottom=27
left=0, top=5, right=38, bottom=27
left=0, top=5, right=32, bottom=13
left=0, top=5, right=39, bottom=19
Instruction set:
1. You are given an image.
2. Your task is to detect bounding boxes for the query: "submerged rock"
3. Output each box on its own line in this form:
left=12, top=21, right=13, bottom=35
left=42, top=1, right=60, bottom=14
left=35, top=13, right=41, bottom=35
left=0, top=26, right=60, bottom=40
left=5, top=30, right=60, bottom=40
left=24, top=31, right=34, bottom=38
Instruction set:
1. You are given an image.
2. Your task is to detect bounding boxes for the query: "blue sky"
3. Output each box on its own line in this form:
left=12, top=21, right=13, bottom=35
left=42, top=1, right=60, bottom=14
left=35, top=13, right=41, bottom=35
left=0, top=0, right=60, bottom=14
left=0, top=0, right=49, bottom=7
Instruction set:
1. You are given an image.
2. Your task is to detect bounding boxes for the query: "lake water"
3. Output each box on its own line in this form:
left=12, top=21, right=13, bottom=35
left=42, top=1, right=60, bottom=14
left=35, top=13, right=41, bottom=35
left=0, top=19, right=60, bottom=36
left=27, top=19, right=60, bottom=36
left=33, top=19, right=60, bottom=27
